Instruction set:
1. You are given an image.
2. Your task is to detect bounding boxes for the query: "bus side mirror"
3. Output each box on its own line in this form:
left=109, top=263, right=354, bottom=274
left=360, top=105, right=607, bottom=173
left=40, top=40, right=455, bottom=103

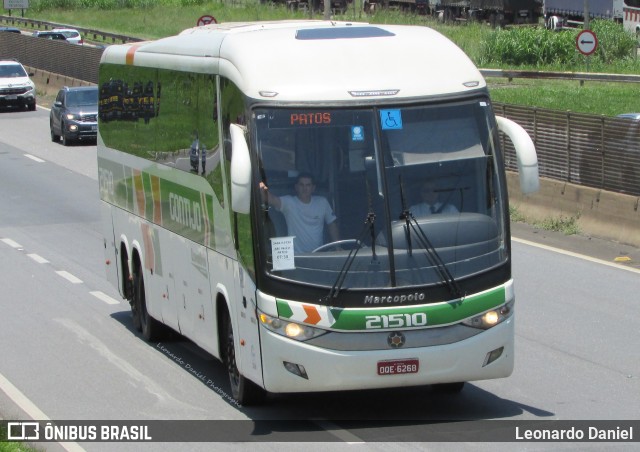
left=496, top=116, right=539, bottom=194
left=230, top=123, right=251, bottom=214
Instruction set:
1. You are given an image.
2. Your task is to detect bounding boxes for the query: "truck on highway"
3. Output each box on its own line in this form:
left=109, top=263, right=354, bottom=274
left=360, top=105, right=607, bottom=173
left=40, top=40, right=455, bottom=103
left=269, top=0, right=353, bottom=13
left=623, top=0, right=640, bottom=34
left=544, top=0, right=624, bottom=29
left=434, top=1, right=543, bottom=27
left=361, top=0, right=542, bottom=23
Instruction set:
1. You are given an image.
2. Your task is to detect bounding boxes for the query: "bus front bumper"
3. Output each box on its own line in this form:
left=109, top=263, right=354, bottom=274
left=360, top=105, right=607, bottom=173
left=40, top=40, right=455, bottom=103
left=259, top=316, right=514, bottom=394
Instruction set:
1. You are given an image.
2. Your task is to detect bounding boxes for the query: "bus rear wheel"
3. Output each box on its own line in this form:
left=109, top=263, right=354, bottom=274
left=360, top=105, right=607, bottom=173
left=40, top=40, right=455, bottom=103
left=222, top=310, right=266, bottom=406
left=130, top=288, right=142, bottom=333
left=134, top=270, right=164, bottom=341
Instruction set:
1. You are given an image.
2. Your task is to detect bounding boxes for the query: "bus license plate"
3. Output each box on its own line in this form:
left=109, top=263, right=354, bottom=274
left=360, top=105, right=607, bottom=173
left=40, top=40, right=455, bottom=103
left=377, top=358, right=419, bottom=376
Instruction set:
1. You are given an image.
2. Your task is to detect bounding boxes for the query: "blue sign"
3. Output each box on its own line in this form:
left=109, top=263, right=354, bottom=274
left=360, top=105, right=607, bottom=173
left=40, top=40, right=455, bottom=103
left=351, top=125, right=364, bottom=141
left=380, top=109, right=403, bottom=130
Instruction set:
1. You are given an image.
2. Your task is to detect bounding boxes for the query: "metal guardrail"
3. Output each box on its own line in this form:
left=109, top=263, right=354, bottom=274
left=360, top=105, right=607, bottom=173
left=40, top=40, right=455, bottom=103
left=481, top=69, right=640, bottom=84
left=0, top=14, right=142, bottom=44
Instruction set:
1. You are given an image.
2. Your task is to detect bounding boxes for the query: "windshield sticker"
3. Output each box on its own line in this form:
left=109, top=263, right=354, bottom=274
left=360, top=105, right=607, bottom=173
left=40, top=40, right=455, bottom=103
left=380, top=109, right=403, bottom=130
left=351, top=125, right=364, bottom=141
left=270, top=236, right=296, bottom=271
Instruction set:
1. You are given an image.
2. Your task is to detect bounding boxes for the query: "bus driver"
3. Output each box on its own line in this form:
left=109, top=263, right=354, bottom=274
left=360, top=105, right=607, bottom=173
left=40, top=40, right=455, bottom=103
left=259, top=173, right=340, bottom=253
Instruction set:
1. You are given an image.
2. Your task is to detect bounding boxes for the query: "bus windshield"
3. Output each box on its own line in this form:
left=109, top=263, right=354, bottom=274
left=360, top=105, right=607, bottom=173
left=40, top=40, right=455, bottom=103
left=254, top=99, right=507, bottom=291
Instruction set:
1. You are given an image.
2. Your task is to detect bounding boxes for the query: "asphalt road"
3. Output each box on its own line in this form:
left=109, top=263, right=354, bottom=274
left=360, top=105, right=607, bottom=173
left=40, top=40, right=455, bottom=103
left=0, top=105, right=639, bottom=451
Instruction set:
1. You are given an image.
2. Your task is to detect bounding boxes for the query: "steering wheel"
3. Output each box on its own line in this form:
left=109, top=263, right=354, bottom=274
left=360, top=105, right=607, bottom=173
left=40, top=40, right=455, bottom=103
left=311, top=239, right=362, bottom=253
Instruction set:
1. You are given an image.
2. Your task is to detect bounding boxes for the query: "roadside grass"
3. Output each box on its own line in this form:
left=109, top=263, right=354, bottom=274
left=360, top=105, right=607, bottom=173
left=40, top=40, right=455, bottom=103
left=510, top=205, right=582, bottom=235
left=534, top=214, right=582, bottom=235
left=488, top=78, right=640, bottom=117
left=0, top=423, right=40, bottom=452
left=20, top=3, right=640, bottom=116
left=509, top=205, right=527, bottom=224
left=0, top=442, right=39, bottom=452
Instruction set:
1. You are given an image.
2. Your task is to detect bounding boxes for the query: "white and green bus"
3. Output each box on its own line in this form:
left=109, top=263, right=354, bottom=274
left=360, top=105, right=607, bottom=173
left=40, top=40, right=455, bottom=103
left=98, top=20, right=538, bottom=405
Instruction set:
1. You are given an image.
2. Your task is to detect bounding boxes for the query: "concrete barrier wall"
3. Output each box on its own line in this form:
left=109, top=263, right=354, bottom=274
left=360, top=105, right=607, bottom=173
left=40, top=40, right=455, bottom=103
left=26, top=65, right=94, bottom=100
left=507, top=173, right=640, bottom=248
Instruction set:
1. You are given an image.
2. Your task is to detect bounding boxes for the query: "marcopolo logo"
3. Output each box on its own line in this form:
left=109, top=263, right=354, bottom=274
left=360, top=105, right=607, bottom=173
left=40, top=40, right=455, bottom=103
left=363, top=292, right=426, bottom=305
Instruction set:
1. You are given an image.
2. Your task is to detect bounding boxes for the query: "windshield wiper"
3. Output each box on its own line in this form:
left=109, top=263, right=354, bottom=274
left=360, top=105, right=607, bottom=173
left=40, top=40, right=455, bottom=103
left=322, top=180, right=379, bottom=306
left=407, top=216, right=463, bottom=299
left=397, top=176, right=463, bottom=299
left=398, top=176, right=414, bottom=256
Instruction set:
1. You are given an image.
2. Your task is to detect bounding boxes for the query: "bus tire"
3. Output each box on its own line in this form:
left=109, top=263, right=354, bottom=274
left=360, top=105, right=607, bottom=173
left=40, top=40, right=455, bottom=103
left=130, top=291, right=142, bottom=333
left=135, top=270, right=164, bottom=341
left=222, top=310, right=266, bottom=406
left=432, top=382, right=465, bottom=393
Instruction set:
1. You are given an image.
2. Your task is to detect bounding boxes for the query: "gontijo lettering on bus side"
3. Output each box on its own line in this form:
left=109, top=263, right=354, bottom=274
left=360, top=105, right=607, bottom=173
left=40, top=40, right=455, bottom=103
left=98, top=157, right=216, bottom=248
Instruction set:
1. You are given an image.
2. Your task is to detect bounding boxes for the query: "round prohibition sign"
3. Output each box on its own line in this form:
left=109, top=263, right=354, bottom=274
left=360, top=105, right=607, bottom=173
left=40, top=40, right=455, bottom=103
left=576, top=29, right=598, bottom=56
left=197, top=15, right=217, bottom=26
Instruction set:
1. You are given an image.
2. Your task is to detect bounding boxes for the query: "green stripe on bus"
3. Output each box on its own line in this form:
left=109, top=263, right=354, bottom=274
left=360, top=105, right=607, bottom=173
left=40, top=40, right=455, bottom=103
left=329, top=287, right=505, bottom=330
left=275, top=286, right=505, bottom=331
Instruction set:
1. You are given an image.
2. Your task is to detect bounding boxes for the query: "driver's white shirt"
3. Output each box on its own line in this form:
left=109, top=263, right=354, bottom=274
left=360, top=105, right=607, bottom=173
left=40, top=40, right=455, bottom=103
left=279, top=195, right=336, bottom=253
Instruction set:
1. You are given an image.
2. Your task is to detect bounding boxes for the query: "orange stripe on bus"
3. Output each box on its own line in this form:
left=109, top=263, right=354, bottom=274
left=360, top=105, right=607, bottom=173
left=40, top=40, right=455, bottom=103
left=150, top=175, right=162, bottom=224
left=125, top=43, right=145, bottom=66
left=132, top=170, right=145, bottom=217
left=302, top=305, right=321, bottom=325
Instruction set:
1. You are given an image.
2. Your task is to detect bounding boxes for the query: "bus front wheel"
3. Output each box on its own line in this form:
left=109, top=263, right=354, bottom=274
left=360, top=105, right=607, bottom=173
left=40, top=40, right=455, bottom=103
left=222, top=310, right=266, bottom=406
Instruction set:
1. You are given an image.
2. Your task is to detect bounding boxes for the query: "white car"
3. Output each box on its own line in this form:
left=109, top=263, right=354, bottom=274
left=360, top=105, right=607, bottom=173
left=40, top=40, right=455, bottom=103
left=52, top=28, right=83, bottom=45
left=0, top=59, right=36, bottom=111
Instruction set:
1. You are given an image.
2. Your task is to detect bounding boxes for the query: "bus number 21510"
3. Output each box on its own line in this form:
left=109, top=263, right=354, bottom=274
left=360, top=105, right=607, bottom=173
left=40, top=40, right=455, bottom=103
left=365, top=313, right=428, bottom=329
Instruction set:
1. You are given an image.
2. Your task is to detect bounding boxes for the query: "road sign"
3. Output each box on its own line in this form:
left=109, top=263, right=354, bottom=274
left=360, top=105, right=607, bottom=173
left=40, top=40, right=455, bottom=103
left=197, top=15, right=217, bottom=26
left=576, top=30, right=598, bottom=56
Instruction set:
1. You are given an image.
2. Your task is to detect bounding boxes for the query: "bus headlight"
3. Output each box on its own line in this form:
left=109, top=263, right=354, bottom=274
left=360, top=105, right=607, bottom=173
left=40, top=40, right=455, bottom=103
left=259, top=312, right=327, bottom=341
left=462, top=300, right=514, bottom=330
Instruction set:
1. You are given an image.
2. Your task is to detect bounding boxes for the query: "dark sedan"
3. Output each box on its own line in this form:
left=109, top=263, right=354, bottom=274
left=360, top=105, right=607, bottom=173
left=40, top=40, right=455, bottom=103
left=50, top=86, right=98, bottom=146
left=0, top=27, right=21, bottom=33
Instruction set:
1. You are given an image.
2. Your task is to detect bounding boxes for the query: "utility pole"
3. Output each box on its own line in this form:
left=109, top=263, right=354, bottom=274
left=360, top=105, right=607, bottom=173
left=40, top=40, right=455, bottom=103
left=324, top=0, right=331, bottom=19
left=584, top=0, right=590, bottom=29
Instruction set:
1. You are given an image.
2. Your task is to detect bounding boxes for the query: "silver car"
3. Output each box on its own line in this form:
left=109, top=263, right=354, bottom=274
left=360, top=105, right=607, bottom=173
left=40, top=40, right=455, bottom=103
left=52, top=28, right=83, bottom=45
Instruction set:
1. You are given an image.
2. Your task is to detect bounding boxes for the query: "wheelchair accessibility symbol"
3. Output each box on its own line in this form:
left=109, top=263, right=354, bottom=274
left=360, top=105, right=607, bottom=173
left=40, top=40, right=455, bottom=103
left=380, top=109, right=403, bottom=130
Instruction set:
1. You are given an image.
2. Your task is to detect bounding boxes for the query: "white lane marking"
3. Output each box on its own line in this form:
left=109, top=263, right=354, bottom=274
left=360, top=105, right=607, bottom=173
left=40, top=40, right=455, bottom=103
left=54, top=318, right=202, bottom=412
left=1, top=238, right=22, bottom=249
left=90, top=291, right=120, bottom=305
left=56, top=271, right=83, bottom=284
left=0, top=372, right=86, bottom=452
left=27, top=253, right=49, bottom=264
left=512, top=237, right=640, bottom=274
left=24, top=154, right=45, bottom=163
